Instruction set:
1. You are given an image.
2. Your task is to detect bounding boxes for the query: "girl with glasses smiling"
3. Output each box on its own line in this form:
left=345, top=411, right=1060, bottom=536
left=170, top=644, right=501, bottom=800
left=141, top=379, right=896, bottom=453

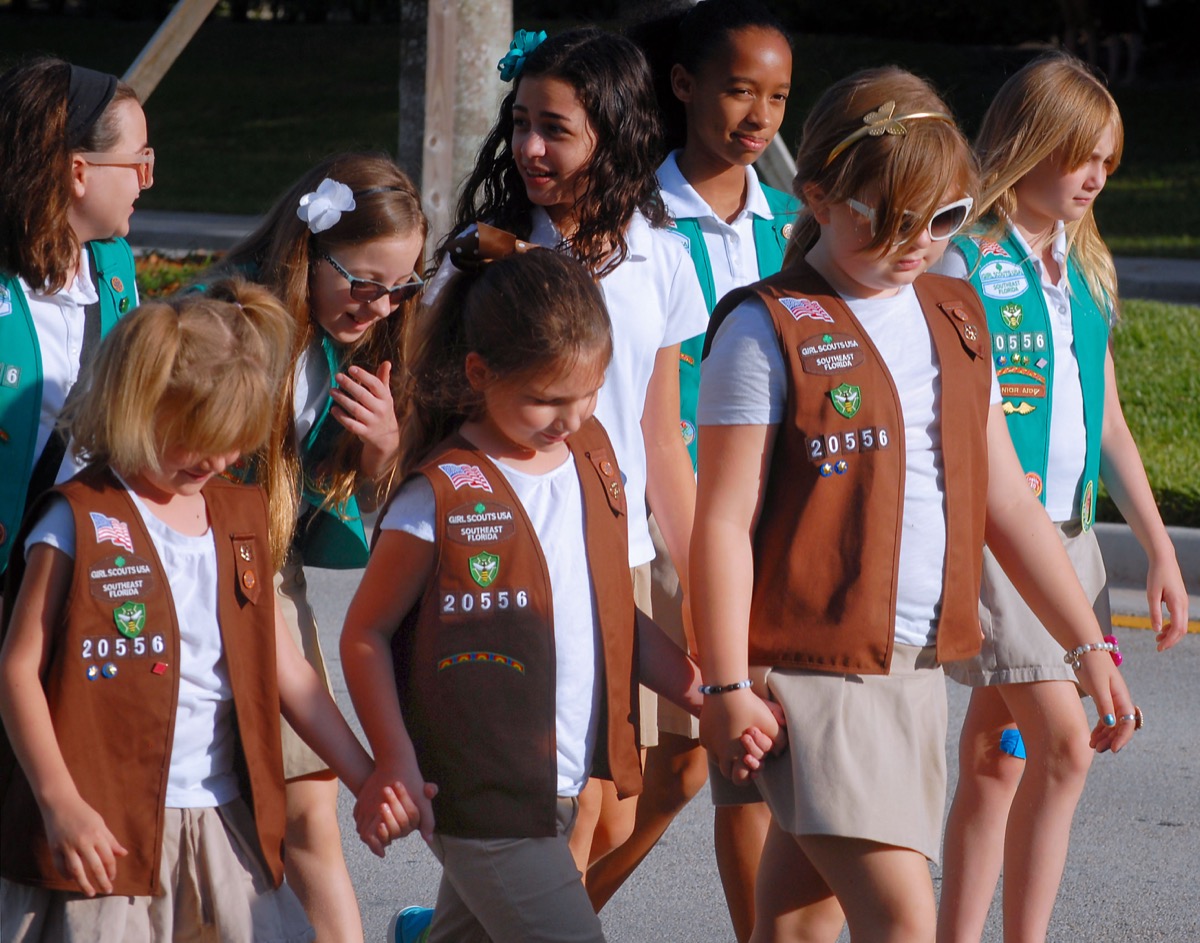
left=691, top=66, right=1135, bottom=943
left=201, top=151, right=427, bottom=943
left=934, top=53, right=1188, bottom=943
left=0, top=58, right=145, bottom=589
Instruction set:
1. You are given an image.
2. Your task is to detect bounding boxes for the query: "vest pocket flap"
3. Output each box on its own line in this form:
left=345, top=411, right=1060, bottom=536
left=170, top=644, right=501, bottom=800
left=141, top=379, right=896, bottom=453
left=230, top=533, right=263, bottom=605
left=586, top=449, right=626, bottom=517
left=937, top=300, right=987, bottom=359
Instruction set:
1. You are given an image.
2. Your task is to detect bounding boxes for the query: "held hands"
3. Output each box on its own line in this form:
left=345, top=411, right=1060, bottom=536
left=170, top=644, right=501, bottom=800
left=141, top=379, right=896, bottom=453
left=700, top=687, right=785, bottom=783
left=352, top=757, right=437, bottom=857
left=330, top=362, right=400, bottom=479
left=41, top=793, right=127, bottom=896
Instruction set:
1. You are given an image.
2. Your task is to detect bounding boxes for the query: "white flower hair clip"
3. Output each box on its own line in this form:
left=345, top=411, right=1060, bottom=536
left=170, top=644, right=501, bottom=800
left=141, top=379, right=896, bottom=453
left=297, top=178, right=356, bottom=234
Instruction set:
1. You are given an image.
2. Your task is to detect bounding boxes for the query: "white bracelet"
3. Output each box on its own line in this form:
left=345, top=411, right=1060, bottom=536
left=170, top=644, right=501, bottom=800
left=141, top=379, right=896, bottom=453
left=1062, top=641, right=1119, bottom=671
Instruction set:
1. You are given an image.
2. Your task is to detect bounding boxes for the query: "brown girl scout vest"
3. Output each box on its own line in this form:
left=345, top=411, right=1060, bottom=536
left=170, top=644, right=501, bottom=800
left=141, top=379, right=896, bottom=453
left=389, top=418, right=642, bottom=839
left=705, top=263, right=992, bottom=673
left=0, top=469, right=287, bottom=896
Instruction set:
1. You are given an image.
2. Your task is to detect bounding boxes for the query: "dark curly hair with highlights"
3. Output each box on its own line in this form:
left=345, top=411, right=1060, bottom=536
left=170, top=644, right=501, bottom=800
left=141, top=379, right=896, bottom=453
left=442, top=27, right=669, bottom=278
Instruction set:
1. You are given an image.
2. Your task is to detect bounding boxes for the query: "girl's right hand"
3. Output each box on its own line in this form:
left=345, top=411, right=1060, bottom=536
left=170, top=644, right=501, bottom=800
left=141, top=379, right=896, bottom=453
left=353, top=761, right=437, bottom=855
left=700, top=687, right=782, bottom=781
left=1073, top=650, right=1136, bottom=754
left=42, top=794, right=127, bottom=897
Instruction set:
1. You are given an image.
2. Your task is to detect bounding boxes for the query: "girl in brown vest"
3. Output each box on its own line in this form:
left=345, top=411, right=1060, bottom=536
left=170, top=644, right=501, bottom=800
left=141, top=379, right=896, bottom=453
left=340, top=245, right=744, bottom=943
left=0, top=282, right=384, bottom=943
left=690, top=67, right=1136, bottom=943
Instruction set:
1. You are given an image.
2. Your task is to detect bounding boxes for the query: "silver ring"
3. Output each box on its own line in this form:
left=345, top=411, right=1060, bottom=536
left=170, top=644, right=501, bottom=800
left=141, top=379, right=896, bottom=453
left=1118, top=713, right=1137, bottom=723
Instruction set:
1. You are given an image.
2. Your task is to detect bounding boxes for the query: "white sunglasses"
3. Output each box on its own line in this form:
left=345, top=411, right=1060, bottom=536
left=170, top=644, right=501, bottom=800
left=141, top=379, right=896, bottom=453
left=847, top=195, right=974, bottom=242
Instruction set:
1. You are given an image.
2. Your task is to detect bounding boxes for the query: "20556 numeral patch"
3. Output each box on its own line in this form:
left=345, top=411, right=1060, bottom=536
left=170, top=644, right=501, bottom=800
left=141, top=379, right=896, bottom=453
left=441, top=589, right=530, bottom=615
left=807, top=426, right=890, bottom=462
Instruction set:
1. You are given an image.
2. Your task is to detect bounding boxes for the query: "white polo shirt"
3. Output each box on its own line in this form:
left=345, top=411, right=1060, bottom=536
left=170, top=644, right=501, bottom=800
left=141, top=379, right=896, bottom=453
left=657, top=150, right=775, bottom=304
left=527, top=208, right=708, bottom=566
left=20, top=248, right=98, bottom=482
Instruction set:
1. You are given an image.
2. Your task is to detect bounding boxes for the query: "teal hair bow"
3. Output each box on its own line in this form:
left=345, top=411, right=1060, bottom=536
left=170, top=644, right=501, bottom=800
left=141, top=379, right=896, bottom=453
left=497, top=29, right=547, bottom=82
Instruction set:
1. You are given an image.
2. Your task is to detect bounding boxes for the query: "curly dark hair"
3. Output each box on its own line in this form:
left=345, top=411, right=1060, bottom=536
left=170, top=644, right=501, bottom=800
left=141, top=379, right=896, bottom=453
left=443, top=27, right=668, bottom=278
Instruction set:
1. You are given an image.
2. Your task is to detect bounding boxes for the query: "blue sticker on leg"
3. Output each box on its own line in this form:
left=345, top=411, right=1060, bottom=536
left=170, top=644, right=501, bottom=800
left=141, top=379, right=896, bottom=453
left=999, top=728, right=1026, bottom=760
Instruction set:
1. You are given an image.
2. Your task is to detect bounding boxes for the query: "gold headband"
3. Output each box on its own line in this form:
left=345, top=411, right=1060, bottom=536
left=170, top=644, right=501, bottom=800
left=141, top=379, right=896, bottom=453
left=823, top=100, right=955, bottom=168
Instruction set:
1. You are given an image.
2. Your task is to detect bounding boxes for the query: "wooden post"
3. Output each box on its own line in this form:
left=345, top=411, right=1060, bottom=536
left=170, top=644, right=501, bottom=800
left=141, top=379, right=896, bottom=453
left=421, top=1, right=457, bottom=250
left=122, top=0, right=221, bottom=102
left=405, top=0, right=511, bottom=253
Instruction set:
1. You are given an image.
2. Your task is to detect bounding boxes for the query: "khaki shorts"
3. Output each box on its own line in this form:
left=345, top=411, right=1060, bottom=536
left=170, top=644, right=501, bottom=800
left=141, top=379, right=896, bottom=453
left=647, top=515, right=701, bottom=741
left=945, top=520, right=1112, bottom=687
left=757, top=645, right=948, bottom=862
left=0, top=799, right=313, bottom=943
left=276, top=559, right=335, bottom=780
left=632, top=562, right=658, bottom=749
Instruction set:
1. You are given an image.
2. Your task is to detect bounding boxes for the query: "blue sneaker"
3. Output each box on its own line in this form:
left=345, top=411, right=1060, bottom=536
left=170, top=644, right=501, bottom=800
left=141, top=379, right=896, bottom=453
left=388, top=905, right=434, bottom=943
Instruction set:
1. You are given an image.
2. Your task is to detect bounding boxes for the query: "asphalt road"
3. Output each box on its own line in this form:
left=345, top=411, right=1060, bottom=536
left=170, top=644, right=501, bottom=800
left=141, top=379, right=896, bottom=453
left=304, top=566, right=1200, bottom=943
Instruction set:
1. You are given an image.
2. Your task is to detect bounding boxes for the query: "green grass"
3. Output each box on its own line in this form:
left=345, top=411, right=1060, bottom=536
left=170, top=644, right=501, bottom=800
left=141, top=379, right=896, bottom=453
left=1100, top=299, right=1200, bottom=527
left=4, top=13, right=1199, bottom=255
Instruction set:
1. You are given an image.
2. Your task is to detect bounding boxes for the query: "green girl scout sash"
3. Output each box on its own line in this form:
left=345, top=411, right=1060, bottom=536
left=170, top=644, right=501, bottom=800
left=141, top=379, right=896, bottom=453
left=672, top=183, right=801, bottom=467
left=956, top=229, right=1110, bottom=529
left=0, top=238, right=137, bottom=571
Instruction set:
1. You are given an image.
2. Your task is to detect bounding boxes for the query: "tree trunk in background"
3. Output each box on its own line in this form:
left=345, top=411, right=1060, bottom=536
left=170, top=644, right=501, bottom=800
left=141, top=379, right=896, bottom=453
left=399, top=0, right=511, bottom=257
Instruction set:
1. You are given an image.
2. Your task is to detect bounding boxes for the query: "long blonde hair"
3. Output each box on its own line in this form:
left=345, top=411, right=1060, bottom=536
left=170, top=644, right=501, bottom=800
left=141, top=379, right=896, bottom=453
left=974, top=53, right=1123, bottom=316
left=783, top=67, right=977, bottom=267
left=64, top=280, right=295, bottom=563
left=209, top=153, right=427, bottom=552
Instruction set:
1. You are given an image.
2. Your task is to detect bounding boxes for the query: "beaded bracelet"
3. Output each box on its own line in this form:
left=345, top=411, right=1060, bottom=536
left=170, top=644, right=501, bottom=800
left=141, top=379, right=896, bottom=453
left=698, top=679, right=753, bottom=696
left=1062, top=640, right=1120, bottom=671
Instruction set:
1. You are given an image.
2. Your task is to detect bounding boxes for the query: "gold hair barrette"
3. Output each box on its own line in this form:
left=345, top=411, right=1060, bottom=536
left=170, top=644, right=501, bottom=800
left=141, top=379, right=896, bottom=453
left=447, top=222, right=533, bottom=270
left=823, top=100, right=954, bottom=168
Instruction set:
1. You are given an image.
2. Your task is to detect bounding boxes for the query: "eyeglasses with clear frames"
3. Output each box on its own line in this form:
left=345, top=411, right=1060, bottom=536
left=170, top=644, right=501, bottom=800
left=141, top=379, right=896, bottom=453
left=847, top=195, right=974, bottom=243
left=321, top=252, right=425, bottom=307
left=78, top=147, right=155, bottom=190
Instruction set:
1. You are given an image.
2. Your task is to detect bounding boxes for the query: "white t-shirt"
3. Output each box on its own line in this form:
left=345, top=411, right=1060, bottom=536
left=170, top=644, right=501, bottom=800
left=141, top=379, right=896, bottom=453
left=699, top=285, right=1001, bottom=647
left=657, top=150, right=775, bottom=304
left=27, top=483, right=239, bottom=808
left=426, top=211, right=708, bottom=567
left=382, top=452, right=601, bottom=797
left=936, top=223, right=1086, bottom=520
left=19, top=249, right=100, bottom=484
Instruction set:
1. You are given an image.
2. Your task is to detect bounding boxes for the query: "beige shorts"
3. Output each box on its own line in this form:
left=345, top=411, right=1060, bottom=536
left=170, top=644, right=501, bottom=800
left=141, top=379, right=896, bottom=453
left=757, top=645, right=948, bottom=862
left=647, top=515, right=701, bottom=740
left=0, top=799, right=313, bottom=943
left=945, top=520, right=1112, bottom=687
left=276, top=559, right=335, bottom=780
left=632, top=562, right=658, bottom=749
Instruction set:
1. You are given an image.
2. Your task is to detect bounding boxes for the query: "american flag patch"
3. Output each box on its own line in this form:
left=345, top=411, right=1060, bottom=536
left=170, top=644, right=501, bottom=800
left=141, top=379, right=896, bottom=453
left=89, top=512, right=134, bottom=552
left=778, top=296, right=834, bottom=324
left=437, top=463, right=493, bottom=493
left=976, top=238, right=1009, bottom=258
